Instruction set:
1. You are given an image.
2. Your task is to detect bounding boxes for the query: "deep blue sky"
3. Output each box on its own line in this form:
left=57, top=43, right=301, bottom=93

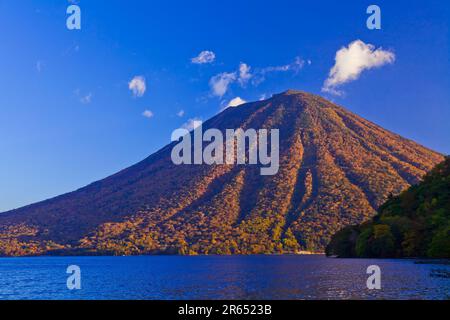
left=0, top=0, right=449, bottom=211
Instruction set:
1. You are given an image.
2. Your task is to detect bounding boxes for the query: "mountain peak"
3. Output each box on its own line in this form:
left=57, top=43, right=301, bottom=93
left=272, top=89, right=311, bottom=99
left=280, top=89, right=307, bottom=95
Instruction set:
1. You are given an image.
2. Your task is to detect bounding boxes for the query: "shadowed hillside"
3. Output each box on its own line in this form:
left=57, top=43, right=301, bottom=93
left=0, top=90, right=444, bottom=256
left=326, top=157, right=450, bottom=259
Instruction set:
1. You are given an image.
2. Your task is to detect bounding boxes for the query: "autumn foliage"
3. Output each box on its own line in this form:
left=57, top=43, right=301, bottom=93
left=0, top=91, right=444, bottom=256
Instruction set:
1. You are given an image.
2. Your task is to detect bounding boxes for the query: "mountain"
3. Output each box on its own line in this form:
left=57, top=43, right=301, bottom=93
left=326, top=157, right=450, bottom=259
left=0, top=90, right=444, bottom=256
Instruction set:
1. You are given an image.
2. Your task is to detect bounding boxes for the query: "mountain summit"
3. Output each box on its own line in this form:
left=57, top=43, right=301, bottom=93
left=0, top=91, right=444, bottom=256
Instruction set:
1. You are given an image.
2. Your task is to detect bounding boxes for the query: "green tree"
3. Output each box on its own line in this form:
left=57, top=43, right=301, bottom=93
left=371, top=225, right=396, bottom=258
left=282, top=228, right=299, bottom=252
left=427, top=226, right=450, bottom=258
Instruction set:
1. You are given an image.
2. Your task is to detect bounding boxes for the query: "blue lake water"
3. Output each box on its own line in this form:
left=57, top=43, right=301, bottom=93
left=0, top=255, right=448, bottom=300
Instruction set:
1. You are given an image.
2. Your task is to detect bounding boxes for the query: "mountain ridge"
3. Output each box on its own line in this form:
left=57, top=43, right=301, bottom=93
left=0, top=90, right=444, bottom=256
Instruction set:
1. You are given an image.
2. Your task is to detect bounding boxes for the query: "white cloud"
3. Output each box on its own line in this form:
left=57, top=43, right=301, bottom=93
left=142, top=110, right=154, bottom=118
left=208, top=56, right=308, bottom=97
left=209, top=72, right=237, bottom=97
left=182, top=118, right=202, bottom=131
left=80, top=93, right=92, bottom=104
left=259, top=94, right=268, bottom=101
left=238, top=63, right=252, bottom=86
left=261, top=56, right=305, bottom=74
left=177, top=110, right=185, bottom=117
left=227, top=97, right=246, bottom=108
left=252, top=56, right=306, bottom=85
left=128, top=76, right=146, bottom=97
left=322, top=40, right=395, bottom=95
left=191, top=50, right=216, bottom=64
left=36, top=61, right=43, bottom=73
left=220, top=97, right=246, bottom=112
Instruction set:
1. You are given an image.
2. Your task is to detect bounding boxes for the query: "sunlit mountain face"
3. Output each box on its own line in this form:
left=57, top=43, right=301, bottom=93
left=0, top=91, right=444, bottom=256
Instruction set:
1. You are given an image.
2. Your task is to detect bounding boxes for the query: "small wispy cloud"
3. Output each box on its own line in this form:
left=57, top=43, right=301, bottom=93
left=260, top=56, right=305, bottom=74
left=191, top=50, right=216, bottom=64
left=259, top=94, right=268, bottom=101
left=128, top=76, right=146, bottom=97
left=182, top=118, right=202, bottom=131
left=220, top=97, right=246, bottom=112
left=209, top=72, right=237, bottom=97
left=238, top=63, right=252, bottom=86
left=80, top=93, right=92, bottom=104
left=252, top=56, right=306, bottom=85
left=322, top=40, right=395, bottom=95
left=62, top=42, right=80, bottom=57
left=36, top=61, right=43, bottom=73
left=208, top=56, right=308, bottom=97
left=142, top=110, right=154, bottom=118
left=227, top=97, right=246, bottom=108
left=177, top=110, right=185, bottom=117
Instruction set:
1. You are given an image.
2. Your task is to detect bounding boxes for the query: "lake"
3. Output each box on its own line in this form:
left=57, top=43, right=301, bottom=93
left=0, top=255, right=448, bottom=300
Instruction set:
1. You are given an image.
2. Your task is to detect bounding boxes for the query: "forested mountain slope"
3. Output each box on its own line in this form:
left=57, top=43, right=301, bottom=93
left=0, top=90, right=444, bottom=256
left=326, top=157, right=450, bottom=258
